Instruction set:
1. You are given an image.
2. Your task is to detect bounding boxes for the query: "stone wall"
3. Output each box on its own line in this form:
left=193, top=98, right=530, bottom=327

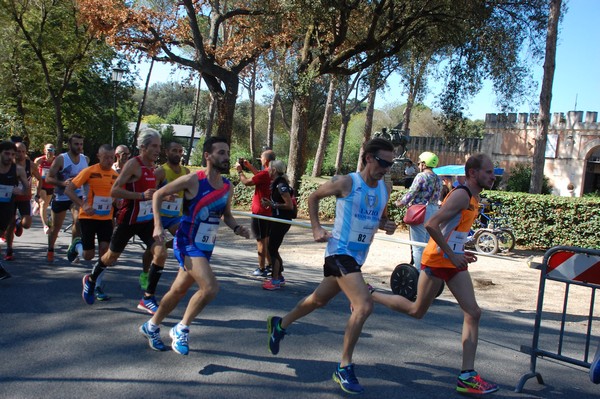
left=483, top=111, right=600, bottom=196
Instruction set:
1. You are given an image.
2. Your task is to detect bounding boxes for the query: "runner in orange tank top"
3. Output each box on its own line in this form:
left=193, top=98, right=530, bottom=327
left=371, top=154, right=500, bottom=395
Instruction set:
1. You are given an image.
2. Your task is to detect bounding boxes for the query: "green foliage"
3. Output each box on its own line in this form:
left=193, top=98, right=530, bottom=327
left=505, top=163, right=552, bottom=194
left=269, top=179, right=600, bottom=250
left=482, top=191, right=600, bottom=250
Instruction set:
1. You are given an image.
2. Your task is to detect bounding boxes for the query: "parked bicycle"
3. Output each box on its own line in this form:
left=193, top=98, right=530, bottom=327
left=465, top=200, right=515, bottom=255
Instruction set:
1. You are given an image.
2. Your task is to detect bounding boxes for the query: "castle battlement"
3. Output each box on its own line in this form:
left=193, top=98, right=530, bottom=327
left=485, top=111, right=599, bottom=130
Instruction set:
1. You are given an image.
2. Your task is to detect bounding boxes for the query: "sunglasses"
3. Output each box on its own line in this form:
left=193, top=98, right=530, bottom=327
left=118, top=152, right=131, bottom=156
left=374, top=155, right=394, bottom=168
left=46, top=148, right=55, bottom=152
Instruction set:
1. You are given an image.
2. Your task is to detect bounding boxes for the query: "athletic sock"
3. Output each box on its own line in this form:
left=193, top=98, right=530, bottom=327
left=176, top=322, right=189, bottom=332
left=145, top=263, right=164, bottom=295
left=76, top=242, right=83, bottom=257
left=147, top=321, right=159, bottom=332
left=90, top=259, right=107, bottom=282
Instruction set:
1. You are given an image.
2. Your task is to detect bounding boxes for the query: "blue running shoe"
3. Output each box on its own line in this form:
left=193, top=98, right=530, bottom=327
left=137, top=296, right=159, bottom=315
left=267, top=316, right=286, bottom=355
left=333, top=363, right=364, bottom=395
left=169, top=326, right=189, bottom=355
left=67, top=238, right=81, bottom=263
left=82, top=274, right=95, bottom=305
left=139, top=322, right=166, bottom=351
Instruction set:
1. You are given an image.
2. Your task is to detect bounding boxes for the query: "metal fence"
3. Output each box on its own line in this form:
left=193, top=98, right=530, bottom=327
left=516, top=246, right=600, bottom=392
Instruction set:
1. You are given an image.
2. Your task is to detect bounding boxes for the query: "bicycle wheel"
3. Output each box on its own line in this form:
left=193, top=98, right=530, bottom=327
left=496, top=228, right=515, bottom=252
left=390, top=263, right=418, bottom=301
left=474, top=230, right=498, bottom=254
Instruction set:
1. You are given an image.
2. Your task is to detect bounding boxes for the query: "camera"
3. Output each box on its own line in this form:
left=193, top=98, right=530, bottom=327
left=238, top=158, right=247, bottom=171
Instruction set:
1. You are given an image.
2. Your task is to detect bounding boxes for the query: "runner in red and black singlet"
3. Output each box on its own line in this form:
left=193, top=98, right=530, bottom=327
left=81, top=128, right=167, bottom=316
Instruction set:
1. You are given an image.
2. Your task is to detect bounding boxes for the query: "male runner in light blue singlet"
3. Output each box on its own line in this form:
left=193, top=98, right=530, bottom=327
left=139, top=136, right=250, bottom=355
left=266, top=138, right=398, bottom=395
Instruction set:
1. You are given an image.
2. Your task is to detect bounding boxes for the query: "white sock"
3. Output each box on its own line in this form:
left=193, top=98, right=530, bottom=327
left=177, top=322, right=189, bottom=332
left=147, top=321, right=159, bottom=332
left=76, top=242, right=83, bottom=256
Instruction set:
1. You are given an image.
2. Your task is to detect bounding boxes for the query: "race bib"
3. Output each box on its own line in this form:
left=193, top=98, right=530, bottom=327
left=92, top=195, right=112, bottom=216
left=41, top=168, right=50, bottom=179
left=0, top=185, right=14, bottom=203
left=161, top=197, right=183, bottom=217
left=347, top=223, right=376, bottom=250
left=136, top=200, right=153, bottom=222
left=194, top=222, right=219, bottom=251
left=446, top=230, right=468, bottom=255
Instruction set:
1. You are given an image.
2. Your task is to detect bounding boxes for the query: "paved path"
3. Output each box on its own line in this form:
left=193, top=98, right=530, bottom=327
left=0, top=215, right=599, bottom=398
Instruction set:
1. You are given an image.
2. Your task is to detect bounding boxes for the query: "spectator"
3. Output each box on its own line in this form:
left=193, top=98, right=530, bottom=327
left=396, top=151, right=443, bottom=270
left=237, top=150, right=275, bottom=277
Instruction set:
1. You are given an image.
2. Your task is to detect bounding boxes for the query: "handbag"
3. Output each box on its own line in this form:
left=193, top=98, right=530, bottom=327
left=403, top=204, right=427, bottom=225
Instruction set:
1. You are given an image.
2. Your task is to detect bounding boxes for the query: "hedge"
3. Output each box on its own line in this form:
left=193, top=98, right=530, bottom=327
left=230, top=174, right=600, bottom=251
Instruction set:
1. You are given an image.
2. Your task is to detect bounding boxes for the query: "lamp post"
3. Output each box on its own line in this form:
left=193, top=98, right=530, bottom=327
left=111, top=67, right=125, bottom=147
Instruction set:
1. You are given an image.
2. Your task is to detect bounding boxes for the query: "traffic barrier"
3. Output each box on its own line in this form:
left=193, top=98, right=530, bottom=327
left=515, top=245, right=600, bottom=392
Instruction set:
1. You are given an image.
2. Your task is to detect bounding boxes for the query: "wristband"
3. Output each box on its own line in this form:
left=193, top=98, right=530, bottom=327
left=233, top=225, right=241, bottom=234
left=140, top=192, right=145, bottom=200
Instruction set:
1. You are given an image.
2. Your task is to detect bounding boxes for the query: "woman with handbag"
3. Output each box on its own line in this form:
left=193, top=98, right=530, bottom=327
left=396, top=151, right=443, bottom=270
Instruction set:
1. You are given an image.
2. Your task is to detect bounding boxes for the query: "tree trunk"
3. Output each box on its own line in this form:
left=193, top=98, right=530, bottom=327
left=248, top=62, right=257, bottom=157
left=266, top=83, right=278, bottom=149
left=186, top=73, right=202, bottom=165
left=133, top=58, right=154, bottom=152
left=206, top=92, right=216, bottom=138
left=287, top=95, right=310, bottom=189
left=312, top=76, right=336, bottom=177
left=334, top=114, right=350, bottom=175
left=530, top=0, right=561, bottom=194
left=212, top=76, right=239, bottom=143
left=356, top=76, right=377, bottom=172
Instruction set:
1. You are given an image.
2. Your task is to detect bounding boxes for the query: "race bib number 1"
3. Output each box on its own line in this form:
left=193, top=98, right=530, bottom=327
left=446, top=231, right=467, bottom=254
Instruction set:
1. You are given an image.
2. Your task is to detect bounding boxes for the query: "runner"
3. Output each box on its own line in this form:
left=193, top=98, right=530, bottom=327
left=81, top=128, right=165, bottom=314
left=33, top=143, right=56, bottom=234
left=266, top=138, right=397, bottom=395
left=145, top=141, right=190, bottom=286
left=112, top=145, right=130, bottom=174
left=45, top=134, right=88, bottom=263
left=0, top=141, right=29, bottom=280
left=371, top=153, right=499, bottom=395
left=4, top=142, right=43, bottom=260
left=139, top=136, right=250, bottom=354
left=237, top=150, right=275, bottom=277
left=66, top=144, right=118, bottom=301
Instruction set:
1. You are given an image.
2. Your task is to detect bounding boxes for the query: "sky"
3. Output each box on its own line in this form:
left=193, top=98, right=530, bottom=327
left=134, top=0, right=599, bottom=121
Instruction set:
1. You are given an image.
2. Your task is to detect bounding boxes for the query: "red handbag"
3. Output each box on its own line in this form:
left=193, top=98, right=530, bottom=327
left=403, top=204, right=426, bottom=225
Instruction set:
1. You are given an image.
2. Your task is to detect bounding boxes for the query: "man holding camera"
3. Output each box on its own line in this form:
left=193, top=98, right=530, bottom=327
left=237, top=150, right=275, bottom=277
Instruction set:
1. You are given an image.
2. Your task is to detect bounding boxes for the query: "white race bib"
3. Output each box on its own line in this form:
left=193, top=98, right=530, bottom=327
left=194, top=222, right=219, bottom=251
left=41, top=168, right=50, bottom=179
left=136, top=200, right=153, bottom=222
left=0, top=185, right=14, bottom=203
left=161, top=197, right=183, bottom=217
left=92, top=196, right=112, bottom=216
left=446, top=230, right=467, bottom=254
left=348, top=228, right=375, bottom=248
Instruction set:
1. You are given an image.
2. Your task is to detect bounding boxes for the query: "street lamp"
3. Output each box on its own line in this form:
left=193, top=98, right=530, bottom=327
left=111, top=67, right=125, bottom=147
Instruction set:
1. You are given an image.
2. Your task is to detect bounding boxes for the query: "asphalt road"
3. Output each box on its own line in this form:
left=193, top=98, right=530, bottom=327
left=0, top=215, right=599, bottom=398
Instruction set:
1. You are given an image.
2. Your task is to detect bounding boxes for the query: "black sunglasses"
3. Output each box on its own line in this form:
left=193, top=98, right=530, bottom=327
left=374, top=155, right=394, bottom=168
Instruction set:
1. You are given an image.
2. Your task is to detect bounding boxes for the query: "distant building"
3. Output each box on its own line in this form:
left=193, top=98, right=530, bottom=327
left=400, top=111, right=600, bottom=197
left=483, top=111, right=600, bottom=197
left=127, top=122, right=203, bottom=155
